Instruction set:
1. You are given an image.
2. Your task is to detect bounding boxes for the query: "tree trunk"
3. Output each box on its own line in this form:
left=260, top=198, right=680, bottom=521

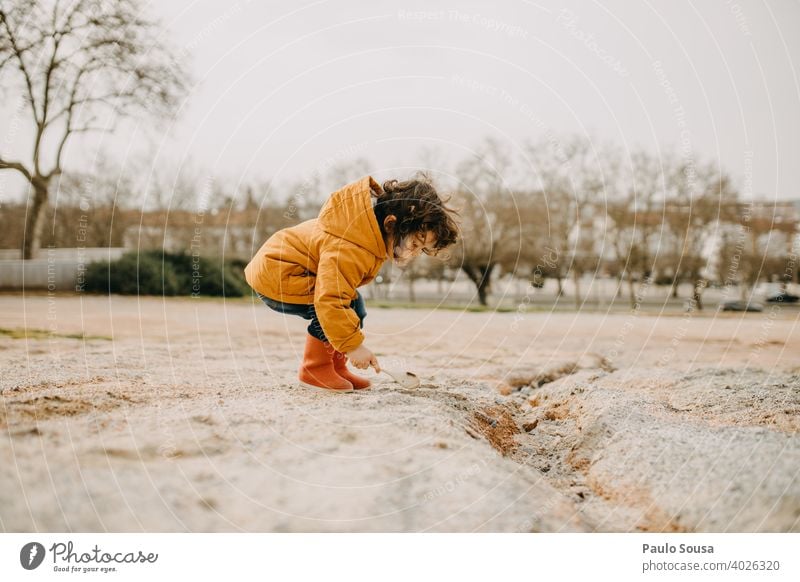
left=23, top=179, right=49, bottom=260
left=671, top=279, right=679, bottom=299
left=615, top=274, right=624, bottom=300
left=477, top=277, right=490, bottom=306
left=462, top=263, right=495, bottom=307
left=555, top=275, right=564, bottom=297
left=627, top=275, right=637, bottom=310
left=572, top=269, right=581, bottom=309
left=741, top=231, right=759, bottom=301
left=693, top=279, right=705, bottom=311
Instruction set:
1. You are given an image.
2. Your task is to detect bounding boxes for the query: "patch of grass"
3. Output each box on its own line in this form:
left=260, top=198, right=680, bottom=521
left=0, top=327, right=50, bottom=339
left=369, top=301, right=515, bottom=312
left=61, top=332, right=112, bottom=341
left=0, top=327, right=111, bottom=341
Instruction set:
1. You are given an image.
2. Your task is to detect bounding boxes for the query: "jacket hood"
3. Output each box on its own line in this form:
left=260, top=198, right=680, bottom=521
left=317, top=175, right=387, bottom=259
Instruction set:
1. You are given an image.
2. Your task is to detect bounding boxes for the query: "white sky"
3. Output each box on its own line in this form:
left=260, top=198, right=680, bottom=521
left=1, top=0, right=799, bottom=202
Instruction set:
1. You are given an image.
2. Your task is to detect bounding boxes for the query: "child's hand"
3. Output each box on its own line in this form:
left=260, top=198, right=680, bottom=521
left=346, top=344, right=381, bottom=373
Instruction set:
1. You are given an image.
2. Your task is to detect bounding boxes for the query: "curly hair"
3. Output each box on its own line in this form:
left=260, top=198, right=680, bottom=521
left=371, top=172, right=460, bottom=256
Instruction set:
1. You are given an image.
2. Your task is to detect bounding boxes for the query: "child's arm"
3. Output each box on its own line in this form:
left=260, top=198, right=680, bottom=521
left=314, top=248, right=374, bottom=357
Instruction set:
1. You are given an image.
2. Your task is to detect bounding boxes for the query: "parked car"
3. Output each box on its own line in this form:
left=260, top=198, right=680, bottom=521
left=720, top=300, right=764, bottom=312
left=765, top=291, right=799, bottom=303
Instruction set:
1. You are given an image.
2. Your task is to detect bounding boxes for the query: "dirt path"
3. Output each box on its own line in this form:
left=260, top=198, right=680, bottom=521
left=1, top=295, right=798, bottom=531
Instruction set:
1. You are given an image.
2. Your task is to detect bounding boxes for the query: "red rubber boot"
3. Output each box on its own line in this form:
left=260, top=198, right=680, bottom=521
left=298, top=335, right=353, bottom=392
left=332, top=349, right=372, bottom=390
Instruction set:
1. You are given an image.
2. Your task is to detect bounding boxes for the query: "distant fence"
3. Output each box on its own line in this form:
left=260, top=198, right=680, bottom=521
left=0, top=248, right=126, bottom=290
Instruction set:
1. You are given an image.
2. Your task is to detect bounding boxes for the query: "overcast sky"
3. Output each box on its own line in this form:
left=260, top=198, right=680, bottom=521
left=2, top=0, right=799, bottom=202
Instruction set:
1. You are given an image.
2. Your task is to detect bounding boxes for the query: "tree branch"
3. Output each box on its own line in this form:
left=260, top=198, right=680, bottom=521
left=0, top=156, right=33, bottom=182
left=0, top=7, right=41, bottom=124
left=46, top=89, right=138, bottom=126
left=40, top=2, right=62, bottom=126
left=48, top=63, right=96, bottom=177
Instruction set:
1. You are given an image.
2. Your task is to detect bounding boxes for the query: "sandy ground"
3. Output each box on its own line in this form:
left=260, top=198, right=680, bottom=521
left=0, top=294, right=798, bottom=532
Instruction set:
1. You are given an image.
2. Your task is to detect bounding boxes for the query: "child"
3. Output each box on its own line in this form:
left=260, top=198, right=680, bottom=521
left=245, top=174, right=459, bottom=392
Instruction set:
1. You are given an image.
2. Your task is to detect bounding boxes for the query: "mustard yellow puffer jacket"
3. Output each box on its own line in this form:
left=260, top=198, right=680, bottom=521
left=244, top=176, right=388, bottom=353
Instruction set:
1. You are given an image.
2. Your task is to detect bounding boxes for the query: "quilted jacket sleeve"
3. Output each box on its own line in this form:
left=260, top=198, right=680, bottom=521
left=313, top=244, right=372, bottom=353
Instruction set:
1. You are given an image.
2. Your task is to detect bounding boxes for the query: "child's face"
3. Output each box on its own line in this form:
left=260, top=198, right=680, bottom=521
left=390, top=230, right=437, bottom=267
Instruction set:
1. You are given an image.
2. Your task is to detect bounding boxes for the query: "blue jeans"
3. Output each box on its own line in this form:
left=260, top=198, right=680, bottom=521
left=257, top=291, right=367, bottom=345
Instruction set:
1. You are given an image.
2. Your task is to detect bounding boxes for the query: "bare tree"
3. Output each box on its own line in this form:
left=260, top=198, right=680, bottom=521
left=448, top=188, right=496, bottom=306
left=450, top=138, right=521, bottom=306
left=628, top=150, right=666, bottom=280
left=606, top=195, right=640, bottom=308
left=527, top=135, right=607, bottom=307
left=729, top=200, right=795, bottom=301
left=599, top=148, right=672, bottom=308
left=0, top=0, right=190, bottom=258
left=665, top=161, right=738, bottom=309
